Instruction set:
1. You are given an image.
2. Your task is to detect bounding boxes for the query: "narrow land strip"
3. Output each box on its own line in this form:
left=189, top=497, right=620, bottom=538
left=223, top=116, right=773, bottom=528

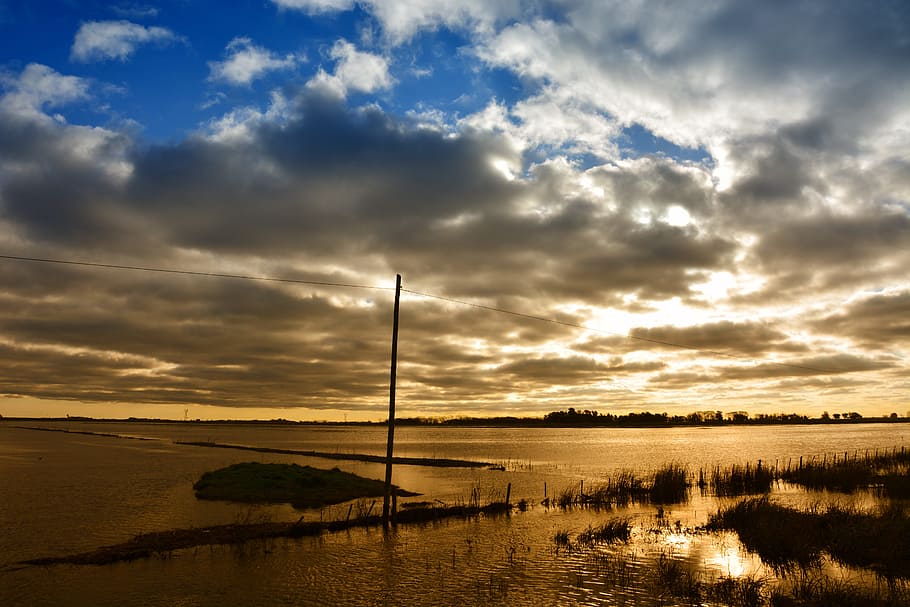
left=12, top=503, right=512, bottom=568
left=9, top=425, right=493, bottom=468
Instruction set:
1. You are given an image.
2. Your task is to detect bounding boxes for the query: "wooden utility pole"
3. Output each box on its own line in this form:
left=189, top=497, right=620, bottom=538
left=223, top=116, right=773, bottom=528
left=382, top=274, right=402, bottom=529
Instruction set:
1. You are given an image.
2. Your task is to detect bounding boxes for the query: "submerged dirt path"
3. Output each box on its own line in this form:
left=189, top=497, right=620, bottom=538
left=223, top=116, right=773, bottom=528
left=12, top=503, right=512, bottom=568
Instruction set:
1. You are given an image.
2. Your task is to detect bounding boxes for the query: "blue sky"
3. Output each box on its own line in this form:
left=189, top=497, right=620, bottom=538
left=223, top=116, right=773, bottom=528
left=0, top=1, right=908, bottom=420
left=0, top=0, right=703, bottom=161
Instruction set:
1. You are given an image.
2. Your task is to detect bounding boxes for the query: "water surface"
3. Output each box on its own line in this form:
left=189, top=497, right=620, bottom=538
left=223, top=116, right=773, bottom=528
left=1, top=421, right=906, bottom=605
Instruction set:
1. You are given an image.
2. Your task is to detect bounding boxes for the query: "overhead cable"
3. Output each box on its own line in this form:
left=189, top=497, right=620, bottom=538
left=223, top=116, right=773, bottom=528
left=0, top=254, right=391, bottom=291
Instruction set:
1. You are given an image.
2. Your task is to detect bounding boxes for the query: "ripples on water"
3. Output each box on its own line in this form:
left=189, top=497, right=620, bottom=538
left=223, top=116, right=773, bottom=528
left=1, top=421, right=908, bottom=605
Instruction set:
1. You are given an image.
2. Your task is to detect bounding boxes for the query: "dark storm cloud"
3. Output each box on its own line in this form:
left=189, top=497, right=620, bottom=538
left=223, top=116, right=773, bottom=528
left=0, top=263, right=396, bottom=408
left=494, top=355, right=662, bottom=387
left=586, top=158, right=714, bottom=219
left=811, top=291, right=910, bottom=349
left=757, top=213, right=910, bottom=271
left=126, top=93, right=521, bottom=258
left=720, top=136, right=818, bottom=208
left=649, top=353, right=893, bottom=389
left=632, top=322, right=799, bottom=356
left=578, top=320, right=804, bottom=357
left=742, top=210, right=910, bottom=301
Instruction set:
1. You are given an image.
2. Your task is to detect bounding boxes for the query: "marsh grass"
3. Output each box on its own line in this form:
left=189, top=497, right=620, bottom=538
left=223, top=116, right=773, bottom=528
left=772, top=574, right=910, bottom=607
left=576, top=519, right=632, bottom=545
left=706, top=575, right=766, bottom=607
left=650, top=463, right=689, bottom=503
left=780, top=460, right=873, bottom=493
left=708, top=462, right=775, bottom=497
left=654, top=550, right=704, bottom=604
left=780, top=448, right=910, bottom=494
left=555, top=463, right=690, bottom=509
left=707, top=497, right=910, bottom=579
left=556, top=487, right=577, bottom=508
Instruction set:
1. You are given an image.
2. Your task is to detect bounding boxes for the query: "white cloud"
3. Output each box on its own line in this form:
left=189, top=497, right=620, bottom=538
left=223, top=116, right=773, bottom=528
left=272, top=0, right=522, bottom=43
left=511, top=92, right=621, bottom=160
left=71, top=20, right=178, bottom=62
left=329, top=40, right=392, bottom=93
left=305, top=40, right=392, bottom=97
left=477, top=1, right=910, bottom=158
left=305, top=69, right=347, bottom=99
left=365, top=0, right=520, bottom=42
left=0, top=63, right=91, bottom=119
left=459, top=91, right=621, bottom=161
left=204, top=90, right=292, bottom=143
left=208, top=37, right=301, bottom=86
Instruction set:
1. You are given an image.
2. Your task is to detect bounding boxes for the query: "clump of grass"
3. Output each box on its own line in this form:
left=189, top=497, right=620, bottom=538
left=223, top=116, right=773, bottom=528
left=780, top=460, right=873, bottom=493
left=707, top=497, right=910, bottom=578
left=650, top=463, right=689, bottom=504
left=556, top=487, right=577, bottom=509
left=706, top=497, right=824, bottom=569
left=602, top=470, right=649, bottom=506
left=780, top=447, right=910, bottom=494
left=654, top=550, right=703, bottom=604
left=773, top=574, right=910, bottom=607
left=560, top=464, right=690, bottom=511
left=553, top=529, right=570, bottom=548
left=576, top=519, right=632, bottom=545
left=706, top=575, right=765, bottom=607
left=708, top=461, right=774, bottom=496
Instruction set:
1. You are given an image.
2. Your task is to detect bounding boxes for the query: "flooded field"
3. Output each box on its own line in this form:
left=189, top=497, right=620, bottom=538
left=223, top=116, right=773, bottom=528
left=1, top=420, right=908, bottom=605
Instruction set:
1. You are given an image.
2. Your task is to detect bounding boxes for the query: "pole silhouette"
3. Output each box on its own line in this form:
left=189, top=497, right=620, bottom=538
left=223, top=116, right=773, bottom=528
left=382, top=274, right=401, bottom=529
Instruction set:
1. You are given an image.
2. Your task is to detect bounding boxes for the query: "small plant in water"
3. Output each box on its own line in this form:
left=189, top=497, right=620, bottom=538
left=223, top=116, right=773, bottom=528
left=556, top=487, right=577, bottom=509
left=554, top=529, right=570, bottom=547
left=650, top=463, right=689, bottom=503
left=576, top=519, right=632, bottom=546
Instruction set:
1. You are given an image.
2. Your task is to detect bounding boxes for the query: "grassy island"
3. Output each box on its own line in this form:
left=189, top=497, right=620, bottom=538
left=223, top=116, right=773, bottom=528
left=193, top=462, right=417, bottom=509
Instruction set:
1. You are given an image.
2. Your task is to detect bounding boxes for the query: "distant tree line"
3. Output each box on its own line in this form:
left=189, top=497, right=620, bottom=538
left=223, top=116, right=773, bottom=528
left=6, top=409, right=902, bottom=427
left=397, top=408, right=904, bottom=428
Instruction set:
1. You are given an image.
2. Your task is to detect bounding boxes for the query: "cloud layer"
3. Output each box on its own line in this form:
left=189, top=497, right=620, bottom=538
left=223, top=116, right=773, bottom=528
left=1, top=0, right=908, bottom=419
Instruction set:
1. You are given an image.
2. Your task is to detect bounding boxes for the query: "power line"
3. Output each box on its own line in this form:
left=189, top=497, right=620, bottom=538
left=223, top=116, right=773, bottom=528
left=0, top=254, right=392, bottom=291
left=0, top=253, right=842, bottom=375
left=402, top=287, right=839, bottom=375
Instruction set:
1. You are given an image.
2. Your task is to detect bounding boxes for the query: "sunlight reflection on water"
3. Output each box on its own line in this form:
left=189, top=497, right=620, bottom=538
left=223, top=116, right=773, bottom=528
left=1, top=421, right=908, bottom=605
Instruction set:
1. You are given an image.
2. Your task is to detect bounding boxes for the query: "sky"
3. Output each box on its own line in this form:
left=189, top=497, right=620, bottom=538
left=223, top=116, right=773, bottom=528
left=0, top=0, right=908, bottom=421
